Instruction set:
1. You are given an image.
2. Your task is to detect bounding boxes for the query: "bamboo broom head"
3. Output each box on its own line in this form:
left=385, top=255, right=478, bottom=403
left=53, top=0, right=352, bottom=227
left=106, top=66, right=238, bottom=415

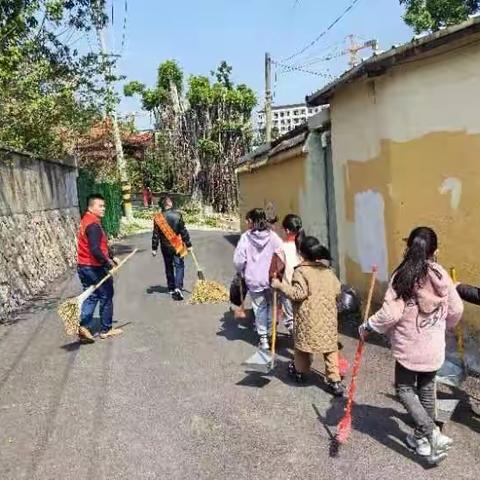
left=189, top=280, right=229, bottom=304
left=57, top=297, right=80, bottom=336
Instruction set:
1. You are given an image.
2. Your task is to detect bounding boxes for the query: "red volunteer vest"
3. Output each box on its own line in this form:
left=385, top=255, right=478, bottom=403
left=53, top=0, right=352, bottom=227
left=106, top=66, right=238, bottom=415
left=77, top=211, right=109, bottom=267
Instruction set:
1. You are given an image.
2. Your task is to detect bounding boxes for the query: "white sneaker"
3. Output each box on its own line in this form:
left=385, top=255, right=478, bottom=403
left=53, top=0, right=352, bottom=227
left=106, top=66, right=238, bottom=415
left=429, top=427, right=453, bottom=456
left=259, top=335, right=269, bottom=350
left=406, top=434, right=431, bottom=456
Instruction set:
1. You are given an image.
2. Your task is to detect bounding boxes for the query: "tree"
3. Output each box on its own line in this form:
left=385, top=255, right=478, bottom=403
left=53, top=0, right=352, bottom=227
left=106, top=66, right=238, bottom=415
left=0, top=1, right=109, bottom=158
left=124, top=61, right=257, bottom=212
left=400, top=0, right=480, bottom=33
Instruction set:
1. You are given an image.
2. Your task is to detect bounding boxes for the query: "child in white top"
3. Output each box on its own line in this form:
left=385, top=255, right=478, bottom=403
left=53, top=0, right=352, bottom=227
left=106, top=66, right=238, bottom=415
left=269, top=214, right=304, bottom=335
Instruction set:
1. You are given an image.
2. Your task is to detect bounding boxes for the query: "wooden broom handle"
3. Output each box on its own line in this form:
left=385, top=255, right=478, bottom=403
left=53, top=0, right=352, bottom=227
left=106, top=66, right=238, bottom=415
left=363, top=266, right=378, bottom=324
left=450, top=267, right=465, bottom=363
left=93, top=249, right=138, bottom=292
left=271, top=288, right=278, bottom=360
left=190, top=249, right=201, bottom=271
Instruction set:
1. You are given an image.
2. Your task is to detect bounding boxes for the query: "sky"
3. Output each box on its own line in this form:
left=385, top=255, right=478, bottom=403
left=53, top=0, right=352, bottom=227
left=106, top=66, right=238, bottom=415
left=103, top=0, right=415, bottom=129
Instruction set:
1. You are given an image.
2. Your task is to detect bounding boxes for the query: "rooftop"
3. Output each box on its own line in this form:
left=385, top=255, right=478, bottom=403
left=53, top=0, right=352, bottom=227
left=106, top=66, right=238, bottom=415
left=306, top=16, right=480, bottom=106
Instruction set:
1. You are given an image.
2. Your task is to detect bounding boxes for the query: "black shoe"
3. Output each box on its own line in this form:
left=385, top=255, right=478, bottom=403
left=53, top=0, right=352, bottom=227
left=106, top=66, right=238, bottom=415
left=172, top=289, right=184, bottom=301
left=327, top=381, right=345, bottom=397
left=288, top=362, right=304, bottom=383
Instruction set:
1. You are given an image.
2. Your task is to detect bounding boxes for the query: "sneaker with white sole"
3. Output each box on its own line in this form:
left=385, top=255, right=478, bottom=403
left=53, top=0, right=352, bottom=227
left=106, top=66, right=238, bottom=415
left=99, top=328, right=123, bottom=339
left=78, top=326, right=95, bottom=343
left=429, top=427, right=453, bottom=457
left=172, top=289, right=184, bottom=301
left=406, top=434, right=431, bottom=456
left=259, top=335, right=269, bottom=350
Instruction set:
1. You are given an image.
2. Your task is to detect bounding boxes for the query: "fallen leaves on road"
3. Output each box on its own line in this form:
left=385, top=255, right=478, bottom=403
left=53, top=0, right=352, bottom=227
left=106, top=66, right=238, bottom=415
left=189, top=280, right=229, bottom=304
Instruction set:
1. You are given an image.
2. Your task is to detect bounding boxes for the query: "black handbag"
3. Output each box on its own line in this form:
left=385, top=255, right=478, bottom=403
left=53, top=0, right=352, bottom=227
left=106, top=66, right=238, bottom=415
left=230, top=274, right=247, bottom=306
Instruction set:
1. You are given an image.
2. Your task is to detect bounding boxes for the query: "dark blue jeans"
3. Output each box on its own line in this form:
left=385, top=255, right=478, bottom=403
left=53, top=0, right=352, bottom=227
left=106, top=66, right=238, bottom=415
left=161, top=247, right=184, bottom=291
left=77, top=266, right=114, bottom=333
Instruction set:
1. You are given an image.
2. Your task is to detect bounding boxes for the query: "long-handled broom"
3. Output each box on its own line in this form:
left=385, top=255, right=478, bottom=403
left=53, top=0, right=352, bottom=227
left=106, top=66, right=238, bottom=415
left=336, top=266, right=377, bottom=444
left=58, top=249, right=138, bottom=335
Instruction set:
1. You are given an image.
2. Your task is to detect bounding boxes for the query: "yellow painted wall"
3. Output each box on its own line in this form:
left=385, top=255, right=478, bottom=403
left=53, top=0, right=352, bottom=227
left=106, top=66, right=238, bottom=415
left=330, top=37, right=480, bottom=332
left=237, top=152, right=306, bottom=232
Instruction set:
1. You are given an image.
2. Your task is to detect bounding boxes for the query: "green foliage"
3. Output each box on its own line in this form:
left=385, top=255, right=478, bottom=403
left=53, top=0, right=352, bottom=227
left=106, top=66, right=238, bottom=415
left=157, top=60, right=183, bottom=94
left=123, top=80, right=146, bottom=97
left=198, top=139, right=221, bottom=160
left=0, top=1, right=109, bottom=158
left=77, top=169, right=123, bottom=237
left=124, top=60, right=257, bottom=213
left=400, top=0, right=480, bottom=33
left=124, top=59, right=183, bottom=117
left=126, top=134, right=175, bottom=192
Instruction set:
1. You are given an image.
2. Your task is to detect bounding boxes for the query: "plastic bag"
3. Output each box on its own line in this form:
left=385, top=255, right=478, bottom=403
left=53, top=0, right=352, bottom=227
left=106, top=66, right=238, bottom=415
left=337, top=285, right=361, bottom=315
left=230, top=273, right=247, bottom=307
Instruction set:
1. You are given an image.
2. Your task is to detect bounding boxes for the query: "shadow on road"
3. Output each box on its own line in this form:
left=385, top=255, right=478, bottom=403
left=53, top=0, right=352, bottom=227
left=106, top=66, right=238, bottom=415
left=223, top=234, right=240, bottom=247
left=218, top=310, right=295, bottom=360
left=2, top=289, right=70, bottom=327
left=236, top=373, right=272, bottom=388
left=316, top=397, right=442, bottom=469
left=111, top=243, right=146, bottom=255
left=438, top=384, right=480, bottom=435
left=146, top=285, right=171, bottom=295
left=217, top=309, right=257, bottom=346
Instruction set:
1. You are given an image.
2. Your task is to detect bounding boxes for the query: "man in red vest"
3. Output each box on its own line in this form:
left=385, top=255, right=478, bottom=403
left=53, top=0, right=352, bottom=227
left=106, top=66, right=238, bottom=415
left=77, top=194, right=122, bottom=341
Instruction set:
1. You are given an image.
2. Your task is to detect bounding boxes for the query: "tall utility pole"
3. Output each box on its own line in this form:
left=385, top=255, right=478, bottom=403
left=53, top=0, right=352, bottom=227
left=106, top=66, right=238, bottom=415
left=264, top=52, right=273, bottom=143
left=95, top=10, right=133, bottom=220
left=347, top=35, right=379, bottom=68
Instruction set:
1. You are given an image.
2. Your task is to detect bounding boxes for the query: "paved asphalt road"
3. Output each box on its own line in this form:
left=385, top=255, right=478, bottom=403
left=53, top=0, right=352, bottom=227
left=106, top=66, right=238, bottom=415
left=0, top=231, right=479, bottom=480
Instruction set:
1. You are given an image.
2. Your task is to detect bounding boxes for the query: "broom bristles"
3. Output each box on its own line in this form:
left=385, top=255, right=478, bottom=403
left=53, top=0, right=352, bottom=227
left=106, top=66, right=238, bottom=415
left=57, top=298, right=80, bottom=336
left=335, top=341, right=365, bottom=444
left=336, top=413, right=352, bottom=444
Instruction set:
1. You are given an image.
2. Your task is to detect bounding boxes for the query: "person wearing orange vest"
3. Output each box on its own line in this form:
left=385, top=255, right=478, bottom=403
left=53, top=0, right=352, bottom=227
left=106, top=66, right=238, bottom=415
left=77, top=194, right=122, bottom=342
left=152, top=196, right=192, bottom=301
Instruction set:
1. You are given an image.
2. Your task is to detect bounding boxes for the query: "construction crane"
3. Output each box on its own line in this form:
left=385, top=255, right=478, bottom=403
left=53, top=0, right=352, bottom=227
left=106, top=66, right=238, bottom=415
left=346, top=34, right=379, bottom=68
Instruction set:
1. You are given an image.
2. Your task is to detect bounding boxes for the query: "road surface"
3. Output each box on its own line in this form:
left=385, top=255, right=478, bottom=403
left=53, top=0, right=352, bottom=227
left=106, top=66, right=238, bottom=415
left=0, top=231, right=479, bottom=479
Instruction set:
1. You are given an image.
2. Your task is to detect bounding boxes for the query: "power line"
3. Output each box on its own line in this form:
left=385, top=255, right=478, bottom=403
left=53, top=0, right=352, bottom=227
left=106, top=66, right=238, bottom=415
left=121, top=0, right=128, bottom=53
left=296, top=50, right=348, bottom=69
left=281, top=0, right=363, bottom=63
left=288, top=40, right=344, bottom=68
left=273, top=60, right=334, bottom=79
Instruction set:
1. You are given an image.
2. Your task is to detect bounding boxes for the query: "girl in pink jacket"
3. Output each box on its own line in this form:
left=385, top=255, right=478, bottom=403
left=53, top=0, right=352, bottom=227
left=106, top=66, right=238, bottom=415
left=360, top=227, right=463, bottom=465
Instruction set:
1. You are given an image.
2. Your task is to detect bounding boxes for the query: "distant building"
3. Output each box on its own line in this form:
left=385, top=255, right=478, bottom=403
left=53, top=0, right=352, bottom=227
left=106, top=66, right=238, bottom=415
left=257, top=103, right=325, bottom=136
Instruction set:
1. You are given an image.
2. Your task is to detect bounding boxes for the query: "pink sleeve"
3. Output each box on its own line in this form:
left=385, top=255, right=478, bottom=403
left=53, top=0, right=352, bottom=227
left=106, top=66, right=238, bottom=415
left=446, top=279, right=464, bottom=331
left=368, top=284, right=405, bottom=334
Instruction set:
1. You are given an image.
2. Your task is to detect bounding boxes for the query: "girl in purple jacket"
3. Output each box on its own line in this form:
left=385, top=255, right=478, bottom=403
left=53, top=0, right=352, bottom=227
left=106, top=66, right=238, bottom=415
left=234, top=208, right=282, bottom=350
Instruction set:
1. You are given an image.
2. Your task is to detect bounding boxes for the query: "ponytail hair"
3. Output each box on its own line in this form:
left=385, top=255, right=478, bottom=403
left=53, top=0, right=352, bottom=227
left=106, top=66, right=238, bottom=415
left=392, top=226, right=438, bottom=301
left=299, top=236, right=331, bottom=263
left=282, top=214, right=304, bottom=251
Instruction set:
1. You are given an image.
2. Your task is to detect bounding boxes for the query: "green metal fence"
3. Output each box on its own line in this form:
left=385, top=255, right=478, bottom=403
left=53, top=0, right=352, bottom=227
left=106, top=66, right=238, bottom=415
left=77, top=170, right=123, bottom=237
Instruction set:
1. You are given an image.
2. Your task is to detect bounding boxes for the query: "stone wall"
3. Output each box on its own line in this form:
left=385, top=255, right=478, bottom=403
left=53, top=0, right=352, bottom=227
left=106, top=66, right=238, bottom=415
left=0, top=148, right=79, bottom=320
